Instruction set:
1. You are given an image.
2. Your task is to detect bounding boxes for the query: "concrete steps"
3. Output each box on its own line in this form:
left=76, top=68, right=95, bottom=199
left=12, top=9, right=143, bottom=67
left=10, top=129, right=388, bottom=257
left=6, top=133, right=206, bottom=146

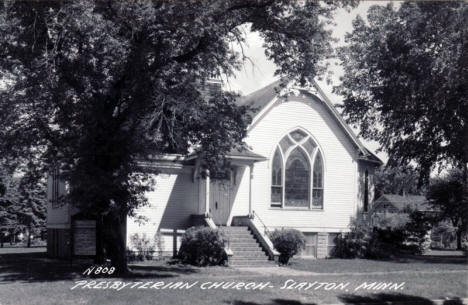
left=220, top=226, right=274, bottom=267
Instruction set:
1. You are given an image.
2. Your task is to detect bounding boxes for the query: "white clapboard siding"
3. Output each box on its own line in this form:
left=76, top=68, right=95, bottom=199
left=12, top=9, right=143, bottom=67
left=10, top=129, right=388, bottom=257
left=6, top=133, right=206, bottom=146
left=126, top=170, right=198, bottom=249
left=227, top=166, right=250, bottom=224
left=241, top=96, right=359, bottom=232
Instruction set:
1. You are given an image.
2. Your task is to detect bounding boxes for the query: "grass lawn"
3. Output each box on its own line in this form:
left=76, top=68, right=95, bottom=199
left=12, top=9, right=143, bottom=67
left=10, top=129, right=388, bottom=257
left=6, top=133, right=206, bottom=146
left=287, top=255, right=468, bottom=274
left=0, top=250, right=467, bottom=305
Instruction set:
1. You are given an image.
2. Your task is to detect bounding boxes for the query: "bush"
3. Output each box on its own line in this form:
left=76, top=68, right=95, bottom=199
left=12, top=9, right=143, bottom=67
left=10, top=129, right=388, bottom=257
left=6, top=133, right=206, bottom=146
left=404, top=211, right=433, bottom=253
left=177, top=226, right=227, bottom=266
left=331, top=213, right=423, bottom=259
left=269, top=229, right=305, bottom=265
left=129, top=233, right=155, bottom=261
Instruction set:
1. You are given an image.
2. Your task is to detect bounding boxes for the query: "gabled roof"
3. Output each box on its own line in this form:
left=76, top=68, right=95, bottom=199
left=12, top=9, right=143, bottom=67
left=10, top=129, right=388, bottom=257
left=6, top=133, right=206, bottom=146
left=236, top=79, right=283, bottom=116
left=237, top=79, right=383, bottom=166
left=375, top=194, right=431, bottom=212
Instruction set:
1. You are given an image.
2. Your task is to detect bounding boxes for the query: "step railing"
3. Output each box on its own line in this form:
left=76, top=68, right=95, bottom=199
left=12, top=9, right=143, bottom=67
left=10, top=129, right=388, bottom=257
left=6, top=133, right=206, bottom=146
left=252, top=210, right=269, bottom=236
left=232, top=214, right=279, bottom=262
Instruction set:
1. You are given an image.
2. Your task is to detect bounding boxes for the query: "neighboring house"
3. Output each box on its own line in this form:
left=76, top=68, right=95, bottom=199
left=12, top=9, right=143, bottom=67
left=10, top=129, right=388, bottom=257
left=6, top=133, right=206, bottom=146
left=46, top=79, right=382, bottom=264
left=372, top=194, right=430, bottom=214
left=370, top=193, right=430, bottom=228
left=370, top=193, right=460, bottom=249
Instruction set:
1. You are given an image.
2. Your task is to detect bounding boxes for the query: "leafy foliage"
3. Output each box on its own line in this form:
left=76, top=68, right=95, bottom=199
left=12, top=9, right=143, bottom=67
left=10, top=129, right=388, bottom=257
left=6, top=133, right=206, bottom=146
left=0, top=160, right=47, bottom=246
left=374, top=165, right=424, bottom=199
left=332, top=212, right=431, bottom=259
left=269, top=229, right=305, bottom=265
left=128, top=233, right=155, bottom=261
left=177, top=226, right=227, bottom=266
left=335, top=2, right=468, bottom=183
left=427, top=169, right=468, bottom=249
left=0, top=0, right=351, bottom=271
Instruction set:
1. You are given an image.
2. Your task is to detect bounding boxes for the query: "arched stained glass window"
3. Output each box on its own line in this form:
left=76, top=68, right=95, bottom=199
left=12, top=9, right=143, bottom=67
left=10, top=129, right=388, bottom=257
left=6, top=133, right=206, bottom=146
left=312, top=151, right=323, bottom=208
left=271, top=129, right=324, bottom=209
left=271, top=148, right=283, bottom=206
left=285, top=147, right=310, bottom=207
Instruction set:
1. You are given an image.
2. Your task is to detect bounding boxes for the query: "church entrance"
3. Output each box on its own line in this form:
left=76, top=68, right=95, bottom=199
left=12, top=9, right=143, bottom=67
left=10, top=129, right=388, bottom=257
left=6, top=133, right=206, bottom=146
left=209, top=179, right=232, bottom=225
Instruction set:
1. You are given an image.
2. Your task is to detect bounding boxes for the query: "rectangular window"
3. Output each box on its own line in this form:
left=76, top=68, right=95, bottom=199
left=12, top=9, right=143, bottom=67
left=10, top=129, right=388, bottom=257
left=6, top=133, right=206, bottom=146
left=301, top=233, right=317, bottom=257
left=327, top=233, right=338, bottom=256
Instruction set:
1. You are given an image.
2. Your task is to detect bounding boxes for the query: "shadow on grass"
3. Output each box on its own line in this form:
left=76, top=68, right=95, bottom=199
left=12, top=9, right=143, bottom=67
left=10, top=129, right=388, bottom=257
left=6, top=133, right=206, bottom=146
left=392, top=255, right=468, bottom=265
left=129, top=264, right=199, bottom=275
left=338, top=293, right=465, bottom=304
left=226, top=299, right=317, bottom=305
left=0, top=252, right=198, bottom=284
left=225, top=295, right=465, bottom=305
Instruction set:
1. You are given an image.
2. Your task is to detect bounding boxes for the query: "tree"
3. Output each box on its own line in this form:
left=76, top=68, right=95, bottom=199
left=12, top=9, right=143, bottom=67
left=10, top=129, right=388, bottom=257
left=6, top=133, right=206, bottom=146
left=0, top=159, right=47, bottom=247
left=0, top=0, right=349, bottom=272
left=426, top=169, right=468, bottom=250
left=0, top=163, right=21, bottom=247
left=335, top=2, right=468, bottom=184
left=374, top=164, right=423, bottom=198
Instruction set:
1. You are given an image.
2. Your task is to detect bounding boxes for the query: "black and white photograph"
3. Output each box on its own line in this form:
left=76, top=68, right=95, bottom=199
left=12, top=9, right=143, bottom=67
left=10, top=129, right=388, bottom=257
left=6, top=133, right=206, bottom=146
left=0, top=1, right=467, bottom=304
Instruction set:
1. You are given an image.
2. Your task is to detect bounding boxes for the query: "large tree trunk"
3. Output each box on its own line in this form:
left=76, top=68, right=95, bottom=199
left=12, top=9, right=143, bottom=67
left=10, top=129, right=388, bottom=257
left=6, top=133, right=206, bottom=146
left=102, top=213, right=128, bottom=275
left=27, top=225, right=31, bottom=248
left=456, top=229, right=463, bottom=250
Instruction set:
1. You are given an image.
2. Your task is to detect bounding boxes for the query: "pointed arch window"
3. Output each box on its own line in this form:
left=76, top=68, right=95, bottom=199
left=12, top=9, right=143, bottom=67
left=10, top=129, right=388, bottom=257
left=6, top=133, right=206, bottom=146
left=312, top=152, right=323, bottom=207
left=271, top=148, right=283, bottom=206
left=270, top=129, right=324, bottom=209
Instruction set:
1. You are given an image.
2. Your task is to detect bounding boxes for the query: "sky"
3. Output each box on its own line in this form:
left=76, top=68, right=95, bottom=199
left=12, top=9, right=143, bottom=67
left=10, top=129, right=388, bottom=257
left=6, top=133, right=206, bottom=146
left=226, top=1, right=394, bottom=163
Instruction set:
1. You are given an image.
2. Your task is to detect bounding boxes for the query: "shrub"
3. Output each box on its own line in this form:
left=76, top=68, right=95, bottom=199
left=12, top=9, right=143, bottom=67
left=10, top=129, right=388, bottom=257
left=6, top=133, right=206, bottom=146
left=269, top=229, right=306, bottom=265
left=129, top=233, right=155, bottom=261
left=331, top=213, right=423, bottom=259
left=404, top=211, right=433, bottom=253
left=177, top=226, right=227, bottom=266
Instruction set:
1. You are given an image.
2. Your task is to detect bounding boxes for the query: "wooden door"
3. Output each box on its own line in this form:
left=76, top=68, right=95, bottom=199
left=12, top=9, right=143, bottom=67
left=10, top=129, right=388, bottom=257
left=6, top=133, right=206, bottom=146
left=209, top=179, right=231, bottom=225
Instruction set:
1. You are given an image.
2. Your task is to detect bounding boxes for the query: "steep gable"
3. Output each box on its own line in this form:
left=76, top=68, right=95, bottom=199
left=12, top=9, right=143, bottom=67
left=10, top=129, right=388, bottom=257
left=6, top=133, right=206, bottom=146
left=237, top=79, right=382, bottom=166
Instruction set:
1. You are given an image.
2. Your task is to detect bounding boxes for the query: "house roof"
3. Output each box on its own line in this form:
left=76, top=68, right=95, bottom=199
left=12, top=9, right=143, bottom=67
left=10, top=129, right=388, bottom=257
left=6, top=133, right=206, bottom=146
left=236, top=79, right=283, bottom=116
left=376, top=194, right=431, bottom=212
left=237, top=79, right=383, bottom=166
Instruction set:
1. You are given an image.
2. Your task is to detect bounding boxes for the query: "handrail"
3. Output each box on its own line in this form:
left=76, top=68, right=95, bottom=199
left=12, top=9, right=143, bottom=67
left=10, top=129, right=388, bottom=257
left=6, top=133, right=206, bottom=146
left=252, top=210, right=269, bottom=236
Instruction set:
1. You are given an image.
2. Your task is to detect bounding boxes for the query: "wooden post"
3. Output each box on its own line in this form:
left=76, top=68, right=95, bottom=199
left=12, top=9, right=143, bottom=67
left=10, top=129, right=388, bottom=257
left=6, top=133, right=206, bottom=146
left=173, top=229, right=177, bottom=258
left=249, top=164, right=254, bottom=217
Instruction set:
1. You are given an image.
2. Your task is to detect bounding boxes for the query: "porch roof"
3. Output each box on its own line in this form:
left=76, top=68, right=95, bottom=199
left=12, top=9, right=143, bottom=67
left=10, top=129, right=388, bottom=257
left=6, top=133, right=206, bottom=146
left=186, top=147, right=267, bottom=162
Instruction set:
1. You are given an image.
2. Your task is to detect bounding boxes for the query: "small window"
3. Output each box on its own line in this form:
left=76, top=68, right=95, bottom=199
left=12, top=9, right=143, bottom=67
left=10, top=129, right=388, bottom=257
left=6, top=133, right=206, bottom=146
left=301, top=233, right=317, bottom=257
left=271, top=148, right=283, bottom=206
left=312, top=152, right=323, bottom=208
left=327, top=233, right=339, bottom=256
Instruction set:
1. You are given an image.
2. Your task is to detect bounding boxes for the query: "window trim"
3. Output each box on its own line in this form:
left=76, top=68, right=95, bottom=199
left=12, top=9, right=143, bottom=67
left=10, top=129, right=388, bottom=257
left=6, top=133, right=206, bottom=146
left=270, top=128, right=325, bottom=210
